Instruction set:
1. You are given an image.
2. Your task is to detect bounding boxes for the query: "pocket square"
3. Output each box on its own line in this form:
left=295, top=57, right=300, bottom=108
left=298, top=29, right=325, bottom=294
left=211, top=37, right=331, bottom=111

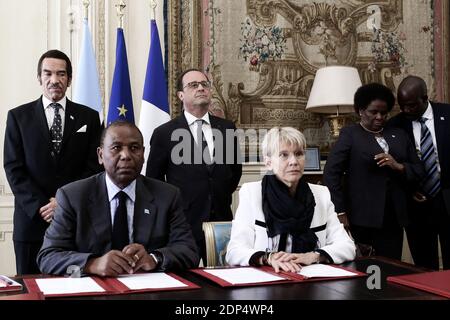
left=76, top=125, right=87, bottom=133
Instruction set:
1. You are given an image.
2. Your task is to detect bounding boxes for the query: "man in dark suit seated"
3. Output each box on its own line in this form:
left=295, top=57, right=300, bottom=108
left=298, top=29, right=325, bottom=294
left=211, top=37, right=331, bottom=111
left=146, top=69, right=242, bottom=263
left=3, top=50, right=102, bottom=275
left=37, top=121, right=199, bottom=276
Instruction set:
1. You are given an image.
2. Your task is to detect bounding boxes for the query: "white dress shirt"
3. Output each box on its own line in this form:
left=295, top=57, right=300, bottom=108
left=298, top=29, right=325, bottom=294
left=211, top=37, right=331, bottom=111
left=412, top=102, right=440, bottom=171
left=42, top=96, right=67, bottom=133
left=105, top=174, right=136, bottom=244
left=184, top=110, right=214, bottom=157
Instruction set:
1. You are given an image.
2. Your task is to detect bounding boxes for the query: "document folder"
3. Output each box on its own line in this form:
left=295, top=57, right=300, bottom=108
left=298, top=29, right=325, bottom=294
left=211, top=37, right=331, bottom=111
left=0, top=275, right=23, bottom=293
left=24, top=272, right=199, bottom=298
left=387, top=270, right=450, bottom=299
left=191, top=265, right=365, bottom=287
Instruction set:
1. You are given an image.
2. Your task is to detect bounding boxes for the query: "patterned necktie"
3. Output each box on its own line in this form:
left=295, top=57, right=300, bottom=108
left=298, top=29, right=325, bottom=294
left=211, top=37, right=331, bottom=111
left=112, top=191, right=129, bottom=250
left=196, top=119, right=212, bottom=165
left=418, top=117, right=440, bottom=197
left=50, top=103, right=63, bottom=155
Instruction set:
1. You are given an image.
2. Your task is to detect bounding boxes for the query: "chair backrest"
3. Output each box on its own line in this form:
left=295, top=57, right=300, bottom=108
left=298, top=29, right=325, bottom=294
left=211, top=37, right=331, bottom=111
left=202, top=221, right=232, bottom=267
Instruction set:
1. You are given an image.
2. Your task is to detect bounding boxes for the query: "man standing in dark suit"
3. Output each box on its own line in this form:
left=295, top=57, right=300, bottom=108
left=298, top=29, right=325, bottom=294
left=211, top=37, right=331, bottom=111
left=3, top=50, right=102, bottom=275
left=388, top=75, right=450, bottom=269
left=146, top=69, right=242, bottom=262
left=37, top=122, right=199, bottom=275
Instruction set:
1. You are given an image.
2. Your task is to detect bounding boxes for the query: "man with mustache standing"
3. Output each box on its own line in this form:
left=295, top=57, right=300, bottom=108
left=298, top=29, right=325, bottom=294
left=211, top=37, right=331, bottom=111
left=146, top=69, right=242, bottom=264
left=4, top=50, right=102, bottom=275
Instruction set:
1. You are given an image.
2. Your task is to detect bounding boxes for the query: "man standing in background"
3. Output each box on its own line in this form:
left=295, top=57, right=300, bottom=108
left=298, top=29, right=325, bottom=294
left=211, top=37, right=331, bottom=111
left=3, top=50, right=102, bottom=274
left=146, top=69, right=242, bottom=263
left=388, top=75, right=450, bottom=270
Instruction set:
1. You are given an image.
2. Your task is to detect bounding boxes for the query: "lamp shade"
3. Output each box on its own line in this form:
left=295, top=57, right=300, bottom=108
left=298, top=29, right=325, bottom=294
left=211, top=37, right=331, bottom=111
left=306, top=66, right=362, bottom=114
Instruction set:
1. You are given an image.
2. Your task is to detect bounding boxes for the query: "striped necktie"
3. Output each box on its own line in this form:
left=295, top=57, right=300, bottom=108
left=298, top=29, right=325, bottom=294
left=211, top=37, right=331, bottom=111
left=418, top=117, right=440, bottom=197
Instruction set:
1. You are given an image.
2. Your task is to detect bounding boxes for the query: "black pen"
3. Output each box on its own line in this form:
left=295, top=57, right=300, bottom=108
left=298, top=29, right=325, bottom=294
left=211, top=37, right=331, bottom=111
left=0, top=275, right=14, bottom=285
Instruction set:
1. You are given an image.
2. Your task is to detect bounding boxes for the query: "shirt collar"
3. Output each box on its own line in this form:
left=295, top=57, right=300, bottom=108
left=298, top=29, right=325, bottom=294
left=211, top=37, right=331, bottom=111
left=420, top=101, right=434, bottom=121
left=184, top=110, right=211, bottom=126
left=105, top=173, right=136, bottom=202
left=42, top=95, right=67, bottom=111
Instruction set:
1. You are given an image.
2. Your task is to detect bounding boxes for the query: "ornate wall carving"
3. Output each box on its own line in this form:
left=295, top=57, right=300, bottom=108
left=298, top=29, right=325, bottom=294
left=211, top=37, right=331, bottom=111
left=168, top=0, right=203, bottom=118
left=169, top=0, right=449, bottom=154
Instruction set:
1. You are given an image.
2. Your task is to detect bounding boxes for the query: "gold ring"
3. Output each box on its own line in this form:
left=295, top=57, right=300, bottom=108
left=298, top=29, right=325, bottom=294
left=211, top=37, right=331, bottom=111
left=134, top=254, right=139, bottom=260
left=385, top=157, right=389, bottom=161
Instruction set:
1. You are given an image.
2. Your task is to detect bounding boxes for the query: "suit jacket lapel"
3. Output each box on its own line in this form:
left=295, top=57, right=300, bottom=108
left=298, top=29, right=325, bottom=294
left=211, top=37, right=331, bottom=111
left=178, top=114, right=195, bottom=144
left=432, top=102, right=446, bottom=159
left=384, top=127, right=401, bottom=155
left=177, top=115, right=203, bottom=170
left=133, top=176, right=157, bottom=245
left=33, top=98, right=52, bottom=149
left=88, top=173, right=113, bottom=249
left=61, top=100, right=77, bottom=152
left=208, top=116, right=223, bottom=170
left=404, top=116, right=415, bottom=142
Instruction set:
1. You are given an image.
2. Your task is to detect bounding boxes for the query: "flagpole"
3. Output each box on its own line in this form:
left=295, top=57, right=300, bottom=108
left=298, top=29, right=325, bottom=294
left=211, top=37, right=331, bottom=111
left=150, top=0, right=157, bottom=20
left=82, top=0, right=90, bottom=20
left=115, top=0, right=126, bottom=29
left=108, top=0, right=135, bottom=125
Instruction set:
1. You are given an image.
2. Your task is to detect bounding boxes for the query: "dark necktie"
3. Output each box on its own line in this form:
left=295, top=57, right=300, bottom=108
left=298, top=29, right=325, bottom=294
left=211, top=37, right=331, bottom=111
left=112, top=191, right=129, bottom=250
left=50, top=103, right=63, bottom=155
left=195, top=119, right=212, bottom=165
left=418, top=117, right=440, bottom=197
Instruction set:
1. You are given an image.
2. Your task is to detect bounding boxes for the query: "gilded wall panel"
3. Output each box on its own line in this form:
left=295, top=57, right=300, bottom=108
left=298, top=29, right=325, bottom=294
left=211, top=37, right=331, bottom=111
left=169, top=0, right=448, bottom=154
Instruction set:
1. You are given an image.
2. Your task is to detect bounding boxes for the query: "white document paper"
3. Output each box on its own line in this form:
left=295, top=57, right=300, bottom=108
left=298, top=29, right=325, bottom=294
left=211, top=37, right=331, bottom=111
left=35, top=277, right=106, bottom=295
left=204, top=267, right=286, bottom=285
left=298, top=264, right=357, bottom=278
left=117, top=273, right=187, bottom=290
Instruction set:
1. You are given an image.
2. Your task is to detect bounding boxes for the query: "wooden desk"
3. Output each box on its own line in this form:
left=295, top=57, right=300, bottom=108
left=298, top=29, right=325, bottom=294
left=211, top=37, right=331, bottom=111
left=1, top=257, right=446, bottom=301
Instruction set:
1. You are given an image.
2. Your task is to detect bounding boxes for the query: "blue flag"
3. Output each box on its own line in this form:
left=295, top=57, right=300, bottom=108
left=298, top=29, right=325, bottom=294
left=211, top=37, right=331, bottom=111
left=138, top=20, right=170, bottom=168
left=73, top=18, right=103, bottom=120
left=107, top=28, right=134, bottom=124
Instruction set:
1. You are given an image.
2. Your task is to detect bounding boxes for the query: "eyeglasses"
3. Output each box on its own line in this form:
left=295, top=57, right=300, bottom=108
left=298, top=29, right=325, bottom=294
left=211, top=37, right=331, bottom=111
left=183, top=81, right=211, bottom=90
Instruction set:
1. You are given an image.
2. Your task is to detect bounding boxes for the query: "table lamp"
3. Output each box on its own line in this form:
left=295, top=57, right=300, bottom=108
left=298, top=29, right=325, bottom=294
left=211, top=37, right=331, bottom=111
left=306, top=66, right=362, bottom=137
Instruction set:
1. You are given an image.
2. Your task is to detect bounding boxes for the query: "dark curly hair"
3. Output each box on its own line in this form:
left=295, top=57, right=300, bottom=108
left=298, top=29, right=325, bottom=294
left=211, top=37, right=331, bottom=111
left=353, top=83, right=395, bottom=114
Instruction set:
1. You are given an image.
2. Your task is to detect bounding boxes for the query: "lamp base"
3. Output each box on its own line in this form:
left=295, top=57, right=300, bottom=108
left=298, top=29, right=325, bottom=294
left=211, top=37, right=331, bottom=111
left=326, top=115, right=350, bottom=138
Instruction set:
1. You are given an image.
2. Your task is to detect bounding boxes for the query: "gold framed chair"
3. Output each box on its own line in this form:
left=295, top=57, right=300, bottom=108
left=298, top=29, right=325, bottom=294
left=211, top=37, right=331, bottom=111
left=202, top=221, right=232, bottom=267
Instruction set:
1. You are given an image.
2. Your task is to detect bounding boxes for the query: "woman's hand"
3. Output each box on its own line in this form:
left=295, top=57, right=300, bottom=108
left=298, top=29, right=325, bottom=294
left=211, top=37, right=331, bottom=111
left=268, top=251, right=302, bottom=273
left=374, top=153, right=405, bottom=172
left=288, top=252, right=321, bottom=266
left=268, top=251, right=321, bottom=272
left=337, top=213, right=350, bottom=230
left=412, top=191, right=427, bottom=203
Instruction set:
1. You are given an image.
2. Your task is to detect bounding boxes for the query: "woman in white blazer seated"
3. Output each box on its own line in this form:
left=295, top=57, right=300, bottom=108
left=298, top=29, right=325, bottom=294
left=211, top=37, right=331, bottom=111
left=226, top=127, right=356, bottom=273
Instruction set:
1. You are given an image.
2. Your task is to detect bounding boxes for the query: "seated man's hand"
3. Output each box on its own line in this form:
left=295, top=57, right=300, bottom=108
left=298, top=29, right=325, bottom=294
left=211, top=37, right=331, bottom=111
left=123, top=243, right=158, bottom=272
left=84, top=251, right=136, bottom=277
left=269, top=251, right=301, bottom=273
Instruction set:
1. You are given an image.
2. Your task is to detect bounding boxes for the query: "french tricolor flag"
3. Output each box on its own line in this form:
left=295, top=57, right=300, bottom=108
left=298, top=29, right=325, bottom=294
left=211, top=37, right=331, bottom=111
left=138, top=19, right=170, bottom=171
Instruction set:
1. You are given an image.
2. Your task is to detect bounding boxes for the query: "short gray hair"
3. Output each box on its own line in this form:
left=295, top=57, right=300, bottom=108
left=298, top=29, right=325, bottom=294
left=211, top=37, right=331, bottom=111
left=261, top=127, right=307, bottom=158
